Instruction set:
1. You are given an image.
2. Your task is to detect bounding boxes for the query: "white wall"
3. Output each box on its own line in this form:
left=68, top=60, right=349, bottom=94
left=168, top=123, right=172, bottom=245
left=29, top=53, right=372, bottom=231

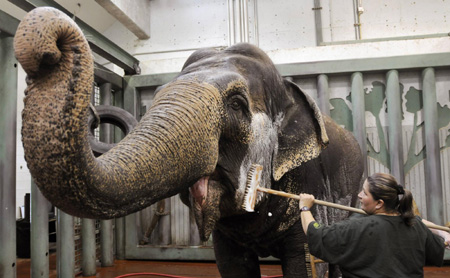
left=97, top=0, right=450, bottom=74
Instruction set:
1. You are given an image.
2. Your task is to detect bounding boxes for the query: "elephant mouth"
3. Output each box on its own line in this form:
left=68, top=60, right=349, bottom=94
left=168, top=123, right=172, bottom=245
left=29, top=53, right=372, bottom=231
left=189, top=176, right=209, bottom=209
left=189, top=167, right=233, bottom=241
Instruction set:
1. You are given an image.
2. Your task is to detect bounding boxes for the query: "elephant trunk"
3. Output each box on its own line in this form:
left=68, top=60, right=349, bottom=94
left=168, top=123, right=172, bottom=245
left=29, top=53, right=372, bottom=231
left=14, top=7, right=222, bottom=219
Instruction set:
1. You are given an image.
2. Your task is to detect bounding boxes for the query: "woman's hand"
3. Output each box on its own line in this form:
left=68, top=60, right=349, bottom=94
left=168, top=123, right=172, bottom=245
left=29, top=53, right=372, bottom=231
left=299, top=193, right=315, bottom=209
left=442, top=232, right=450, bottom=249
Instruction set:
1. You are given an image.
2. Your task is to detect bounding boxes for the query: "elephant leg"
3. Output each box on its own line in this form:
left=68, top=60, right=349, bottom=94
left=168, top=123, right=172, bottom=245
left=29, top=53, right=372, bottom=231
left=212, top=229, right=261, bottom=278
left=276, top=221, right=309, bottom=278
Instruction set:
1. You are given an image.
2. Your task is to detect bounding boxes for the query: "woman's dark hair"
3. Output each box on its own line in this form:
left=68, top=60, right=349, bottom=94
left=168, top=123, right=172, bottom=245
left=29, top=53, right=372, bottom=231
left=367, top=173, right=415, bottom=226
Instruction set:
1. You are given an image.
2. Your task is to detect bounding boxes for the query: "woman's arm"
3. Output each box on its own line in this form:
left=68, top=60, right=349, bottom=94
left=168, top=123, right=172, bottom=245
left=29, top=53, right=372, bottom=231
left=422, top=219, right=450, bottom=248
left=299, top=193, right=316, bottom=234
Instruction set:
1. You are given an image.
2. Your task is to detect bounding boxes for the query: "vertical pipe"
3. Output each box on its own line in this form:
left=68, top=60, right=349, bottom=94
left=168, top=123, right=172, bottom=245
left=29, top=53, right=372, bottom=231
left=0, top=35, right=17, bottom=278
left=81, top=219, right=96, bottom=276
left=57, top=210, right=75, bottom=278
left=228, top=0, right=235, bottom=46
left=386, top=70, right=404, bottom=185
left=352, top=0, right=362, bottom=40
left=99, top=83, right=114, bottom=266
left=351, top=72, right=368, bottom=179
left=241, top=0, right=249, bottom=42
left=31, top=180, right=49, bottom=278
left=317, top=74, right=330, bottom=116
left=236, top=0, right=242, bottom=42
left=313, top=0, right=324, bottom=45
left=114, top=89, right=125, bottom=260
left=422, top=68, right=443, bottom=224
left=253, top=0, right=259, bottom=46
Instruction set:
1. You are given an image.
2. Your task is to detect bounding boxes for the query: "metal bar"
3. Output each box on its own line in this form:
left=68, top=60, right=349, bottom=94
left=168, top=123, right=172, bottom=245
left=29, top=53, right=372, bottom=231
left=350, top=72, right=368, bottom=179
left=94, top=63, right=123, bottom=90
left=31, top=179, right=49, bottom=278
left=276, top=53, right=450, bottom=78
left=57, top=210, right=75, bottom=277
left=422, top=68, right=444, bottom=224
left=321, top=32, right=450, bottom=46
left=99, top=83, right=114, bottom=267
left=112, top=89, right=126, bottom=259
left=81, top=219, right=97, bottom=276
left=386, top=70, right=404, bottom=185
left=313, top=0, right=323, bottom=45
left=0, top=35, right=18, bottom=278
left=123, top=76, right=141, bottom=120
left=9, top=0, right=140, bottom=74
left=316, top=74, right=330, bottom=116
left=0, top=10, right=20, bottom=36
left=125, top=73, right=178, bottom=88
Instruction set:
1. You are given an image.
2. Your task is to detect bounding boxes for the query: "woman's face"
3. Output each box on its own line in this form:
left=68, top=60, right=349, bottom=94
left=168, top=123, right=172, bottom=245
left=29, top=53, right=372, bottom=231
left=358, top=180, right=381, bottom=214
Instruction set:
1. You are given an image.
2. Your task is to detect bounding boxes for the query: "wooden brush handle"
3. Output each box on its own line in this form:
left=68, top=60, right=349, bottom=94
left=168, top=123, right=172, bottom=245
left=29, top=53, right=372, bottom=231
left=256, top=187, right=450, bottom=233
left=257, top=187, right=365, bottom=214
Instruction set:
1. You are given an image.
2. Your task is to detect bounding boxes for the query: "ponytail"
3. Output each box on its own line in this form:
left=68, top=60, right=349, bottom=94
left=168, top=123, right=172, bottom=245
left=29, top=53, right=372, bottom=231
left=397, top=189, right=415, bottom=226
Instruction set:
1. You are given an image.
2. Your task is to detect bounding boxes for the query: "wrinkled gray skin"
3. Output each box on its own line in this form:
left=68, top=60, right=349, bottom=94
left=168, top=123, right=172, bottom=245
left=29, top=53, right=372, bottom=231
left=14, top=7, right=363, bottom=278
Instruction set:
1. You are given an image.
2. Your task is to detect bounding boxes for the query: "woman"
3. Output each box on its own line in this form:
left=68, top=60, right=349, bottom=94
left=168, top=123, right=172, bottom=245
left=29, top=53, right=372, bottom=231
left=299, top=172, right=449, bottom=278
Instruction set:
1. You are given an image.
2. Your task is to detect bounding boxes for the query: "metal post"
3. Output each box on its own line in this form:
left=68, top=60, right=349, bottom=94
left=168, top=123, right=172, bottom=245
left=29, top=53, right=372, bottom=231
left=99, top=83, right=114, bottom=266
left=113, top=89, right=126, bottom=260
left=0, top=35, right=18, bottom=278
left=317, top=74, right=330, bottom=116
left=81, top=219, right=96, bottom=276
left=351, top=72, right=368, bottom=179
left=57, top=210, right=75, bottom=278
left=31, top=179, right=49, bottom=278
left=421, top=68, right=444, bottom=224
left=386, top=70, right=404, bottom=185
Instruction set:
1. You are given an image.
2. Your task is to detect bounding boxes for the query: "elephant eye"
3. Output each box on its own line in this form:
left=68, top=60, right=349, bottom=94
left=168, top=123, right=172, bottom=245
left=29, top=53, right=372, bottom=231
left=228, top=95, right=247, bottom=111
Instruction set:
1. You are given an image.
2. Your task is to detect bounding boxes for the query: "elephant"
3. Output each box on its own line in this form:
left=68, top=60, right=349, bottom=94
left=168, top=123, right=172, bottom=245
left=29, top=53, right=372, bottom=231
left=14, top=7, right=364, bottom=278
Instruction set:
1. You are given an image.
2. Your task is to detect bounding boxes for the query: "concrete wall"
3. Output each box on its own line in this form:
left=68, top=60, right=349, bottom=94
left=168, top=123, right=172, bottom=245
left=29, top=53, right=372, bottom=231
left=98, top=0, right=450, bottom=74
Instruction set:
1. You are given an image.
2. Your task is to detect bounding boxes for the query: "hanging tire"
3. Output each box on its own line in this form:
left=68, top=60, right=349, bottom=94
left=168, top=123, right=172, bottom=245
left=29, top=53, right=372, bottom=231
left=88, top=105, right=138, bottom=157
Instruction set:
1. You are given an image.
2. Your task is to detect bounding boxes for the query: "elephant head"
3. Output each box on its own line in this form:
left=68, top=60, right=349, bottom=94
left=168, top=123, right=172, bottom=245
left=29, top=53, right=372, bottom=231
left=14, top=7, right=329, bottom=241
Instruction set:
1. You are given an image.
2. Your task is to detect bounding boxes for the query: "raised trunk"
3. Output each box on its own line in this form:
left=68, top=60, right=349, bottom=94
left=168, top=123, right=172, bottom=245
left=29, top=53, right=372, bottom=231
left=14, top=7, right=222, bottom=219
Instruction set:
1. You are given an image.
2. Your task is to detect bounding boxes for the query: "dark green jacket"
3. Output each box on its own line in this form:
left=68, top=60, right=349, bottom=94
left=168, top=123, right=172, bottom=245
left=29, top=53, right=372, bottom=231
left=307, top=214, right=445, bottom=278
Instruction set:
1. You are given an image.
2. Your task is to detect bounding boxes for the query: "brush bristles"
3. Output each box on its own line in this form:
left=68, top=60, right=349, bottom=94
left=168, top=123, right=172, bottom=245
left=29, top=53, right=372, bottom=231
left=242, top=164, right=263, bottom=212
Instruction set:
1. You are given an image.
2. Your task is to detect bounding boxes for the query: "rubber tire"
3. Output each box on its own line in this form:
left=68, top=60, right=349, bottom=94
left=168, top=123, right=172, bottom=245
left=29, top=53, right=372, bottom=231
left=88, top=105, right=138, bottom=157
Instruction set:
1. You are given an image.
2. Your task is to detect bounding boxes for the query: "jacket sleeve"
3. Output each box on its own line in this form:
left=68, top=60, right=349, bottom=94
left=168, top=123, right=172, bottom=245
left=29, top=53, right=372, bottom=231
left=306, top=221, right=353, bottom=265
left=425, top=228, right=445, bottom=266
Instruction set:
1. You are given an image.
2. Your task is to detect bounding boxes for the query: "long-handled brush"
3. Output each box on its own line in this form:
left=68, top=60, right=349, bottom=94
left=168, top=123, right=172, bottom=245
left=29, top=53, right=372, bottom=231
left=243, top=164, right=450, bottom=233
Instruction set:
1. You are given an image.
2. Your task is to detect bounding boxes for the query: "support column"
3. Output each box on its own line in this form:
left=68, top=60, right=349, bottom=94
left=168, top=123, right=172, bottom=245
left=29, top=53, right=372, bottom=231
left=81, top=219, right=96, bottom=276
left=31, top=180, right=49, bottom=277
left=351, top=72, right=368, bottom=179
left=386, top=70, right=404, bottom=185
left=317, top=74, right=330, bottom=116
left=0, top=35, right=18, bottom=278
left=421, top=68, right=443, bottom=224
left=114, top=89, right=125, bottom=259
left=99, top=83, right=114, bottom=266
left=57, top=210, right=75, bottom=277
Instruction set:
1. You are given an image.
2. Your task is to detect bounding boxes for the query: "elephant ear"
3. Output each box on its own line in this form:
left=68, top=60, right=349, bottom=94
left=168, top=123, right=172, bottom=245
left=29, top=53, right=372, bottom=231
left=272, top=79, right=329, bottom=181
